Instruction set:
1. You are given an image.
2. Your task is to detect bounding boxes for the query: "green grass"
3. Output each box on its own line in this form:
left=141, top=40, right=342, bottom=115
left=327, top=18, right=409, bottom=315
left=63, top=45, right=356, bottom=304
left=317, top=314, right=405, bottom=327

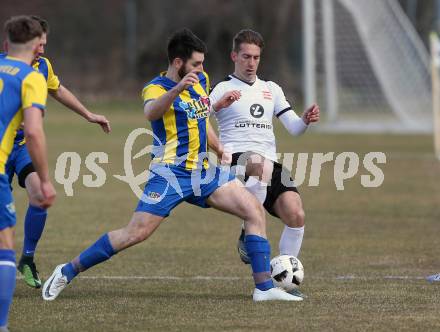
left=8, top=101, right=440, bottom=331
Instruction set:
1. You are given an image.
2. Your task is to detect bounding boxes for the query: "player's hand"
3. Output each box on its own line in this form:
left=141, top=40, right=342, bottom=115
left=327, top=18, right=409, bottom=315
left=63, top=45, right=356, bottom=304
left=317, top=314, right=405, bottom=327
left=40, top=181, right=56, bottom=209
left=175, top=71, right=200, bottom=93
left=218, top=144, right=232, bottom=165
left=302, top=103, right=320, bottom=125
left=88, top=113, right=111, bottom=133
left=213, top=90, right=241, bottom=112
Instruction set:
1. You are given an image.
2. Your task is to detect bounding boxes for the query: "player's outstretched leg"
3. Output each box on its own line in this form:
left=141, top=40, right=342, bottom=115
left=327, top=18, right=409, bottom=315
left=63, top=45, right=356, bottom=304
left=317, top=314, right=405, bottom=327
left=206, top=180, right=302, bottom=302
left=42, top=212, right=163, bottom=301
left=17, top=172, right=48, bottom=289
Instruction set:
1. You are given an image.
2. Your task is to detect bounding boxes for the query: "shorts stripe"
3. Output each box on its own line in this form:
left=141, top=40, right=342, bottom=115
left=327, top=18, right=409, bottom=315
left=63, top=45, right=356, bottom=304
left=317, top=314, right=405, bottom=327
left=0, top=261, right=16, bottom=268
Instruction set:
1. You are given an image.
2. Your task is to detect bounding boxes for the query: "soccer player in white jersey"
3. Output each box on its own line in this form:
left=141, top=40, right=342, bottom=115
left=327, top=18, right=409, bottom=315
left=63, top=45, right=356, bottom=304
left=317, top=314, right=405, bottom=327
left=209, top=29, right=320, bottom=298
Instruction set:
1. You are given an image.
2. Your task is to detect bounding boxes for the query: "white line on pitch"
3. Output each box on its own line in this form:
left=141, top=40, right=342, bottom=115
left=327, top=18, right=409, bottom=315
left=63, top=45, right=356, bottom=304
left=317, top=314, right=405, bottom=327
left=16, top=275, right=428, bottom=281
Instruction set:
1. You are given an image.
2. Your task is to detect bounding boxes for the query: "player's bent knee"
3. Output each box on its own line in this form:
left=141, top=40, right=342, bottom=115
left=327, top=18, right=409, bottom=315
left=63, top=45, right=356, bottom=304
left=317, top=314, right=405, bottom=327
left=243, top=199, right=265, bottom=228
left=284, top=208, right=305, bottom=228
left=125, top=213, right=162, bottom=245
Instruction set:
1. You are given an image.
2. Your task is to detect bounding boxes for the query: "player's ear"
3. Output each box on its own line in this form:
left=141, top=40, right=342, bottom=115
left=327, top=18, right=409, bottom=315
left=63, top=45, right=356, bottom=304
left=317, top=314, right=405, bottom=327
left=173, top=57, right=183, bottom=70
left=231, top=51, right=237, bottom=62
left=30, top=37, right=41, bottom=58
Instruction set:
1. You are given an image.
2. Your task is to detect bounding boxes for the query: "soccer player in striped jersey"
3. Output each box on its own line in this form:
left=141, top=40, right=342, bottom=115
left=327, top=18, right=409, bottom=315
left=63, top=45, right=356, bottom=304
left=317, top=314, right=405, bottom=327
left=43, top=29, right=302, bottom=303
left=1, top=16, right=110, bottom=289
left=209, top=29, right=320, bottom=299
left=0, top=16, right=56, bottom=332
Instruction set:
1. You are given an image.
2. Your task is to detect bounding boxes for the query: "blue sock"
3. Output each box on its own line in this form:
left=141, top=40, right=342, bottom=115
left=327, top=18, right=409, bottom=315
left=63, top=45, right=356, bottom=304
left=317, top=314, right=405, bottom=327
left=245, top=235, right=274, bottom=291
left=0, top=249, right=16, bottom=328
left=22, top=205, right=47, bottom=257
left=62, top=233, right=116, bottom=282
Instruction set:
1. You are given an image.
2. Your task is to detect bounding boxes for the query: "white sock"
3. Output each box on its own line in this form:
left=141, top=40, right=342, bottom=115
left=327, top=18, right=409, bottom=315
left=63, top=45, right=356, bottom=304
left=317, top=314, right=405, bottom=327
left=279, top=225, right=304, bottom=257
left=242, top=178, right=267, bottom=230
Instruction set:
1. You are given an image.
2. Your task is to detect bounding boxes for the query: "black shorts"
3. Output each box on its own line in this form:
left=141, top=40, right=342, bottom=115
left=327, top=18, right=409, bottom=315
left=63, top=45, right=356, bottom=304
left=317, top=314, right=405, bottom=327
left=231, top=152, right=299, bottom=218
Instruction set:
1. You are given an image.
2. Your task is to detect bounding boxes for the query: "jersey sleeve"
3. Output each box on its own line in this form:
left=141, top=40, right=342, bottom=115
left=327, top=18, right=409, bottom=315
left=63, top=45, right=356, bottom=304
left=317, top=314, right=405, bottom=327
left=21, top=71, right=48, bottom=111
left=44, top=58, right=60, bottom=90
left=268, top=81, right=293, bottom=118
left=141, top=84, right=166, bottom=105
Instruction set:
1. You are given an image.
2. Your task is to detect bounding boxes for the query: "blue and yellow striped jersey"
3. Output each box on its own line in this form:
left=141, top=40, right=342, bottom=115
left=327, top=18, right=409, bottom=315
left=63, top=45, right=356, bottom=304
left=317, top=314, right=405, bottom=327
left=0, top=56, right=47, bottom=174
left=32, top=56, right=60, bottom=91
left=0, top=54, right=59, bottom=145
left=142, top=71, right=211, bottom=170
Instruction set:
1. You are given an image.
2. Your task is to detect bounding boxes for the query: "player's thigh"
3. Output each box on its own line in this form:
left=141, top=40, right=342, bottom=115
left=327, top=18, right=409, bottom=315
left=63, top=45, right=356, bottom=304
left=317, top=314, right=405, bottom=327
left=0, top=227, right=15, bottom=249
left=233, top=152, right=274, bottom=183
left=206, top=179, right=263, bottom=221
left=272, top=191, right=305, bottom=227
left=135, top=166, right=189, bottom=218
left=0, top=175, right=16, bottom=249
left=245, top=154, right=274, bottom=183
left=15, top=144, right=34, bottom=188
left=5, top=149, right=17, bottom=186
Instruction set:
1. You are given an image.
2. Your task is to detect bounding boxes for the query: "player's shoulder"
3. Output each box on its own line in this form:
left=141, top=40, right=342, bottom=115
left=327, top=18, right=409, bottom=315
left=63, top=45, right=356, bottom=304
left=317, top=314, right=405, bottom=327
left=211, top=75, right=233, bottom=92
left=141, top=74, right=168, bottom=100
left=38, top=56, right=53, bottom=67
left=23, top=70, right=47, bottom=86
left=0, top=56, right=35, bottom=79
left=261, top=78, right=283, bottom=91
left=143, top=74, right=166, bottom=89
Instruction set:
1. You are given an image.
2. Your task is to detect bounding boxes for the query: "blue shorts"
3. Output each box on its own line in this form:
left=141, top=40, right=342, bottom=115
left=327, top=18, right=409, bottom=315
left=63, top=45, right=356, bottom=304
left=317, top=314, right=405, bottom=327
left=0, top=174, right=16, bottom=231
left=5, top=142, right=34, bottom=188
left=135, top=163, right=235, bottom=217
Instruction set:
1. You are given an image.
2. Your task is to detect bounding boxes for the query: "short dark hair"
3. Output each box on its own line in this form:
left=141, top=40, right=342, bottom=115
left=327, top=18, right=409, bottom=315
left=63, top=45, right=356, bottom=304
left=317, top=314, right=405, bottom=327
left=232, top=29, right=265, bottom=53
left=4, top=15, right=43, bottom=44
left=30, top=15, right=49, bottom=34
left=167, top=28, right=207, bottom=63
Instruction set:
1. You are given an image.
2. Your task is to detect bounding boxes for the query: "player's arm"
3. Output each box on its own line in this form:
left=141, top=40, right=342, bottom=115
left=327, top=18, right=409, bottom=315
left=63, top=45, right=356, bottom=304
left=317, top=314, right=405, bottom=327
left=271, top=81, right=319, bottom=136
left=278, top=108, right=308, bottom=136
left=278, top=104, right=320, bottom=136
left=22, top=72, right=56, bottom=208
left=24, top=108, right=49, bottom=183
left=211, top=90, right=241, bottom=112
left=49, top=85, right=111, bottom=133
left=24, top=108, right=56, bottom=208
left=144, top=71, right=200, bottom=121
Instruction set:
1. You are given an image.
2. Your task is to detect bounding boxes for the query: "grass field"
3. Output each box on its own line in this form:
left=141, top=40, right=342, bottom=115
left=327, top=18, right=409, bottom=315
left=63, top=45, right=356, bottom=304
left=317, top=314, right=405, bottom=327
left=8, top=101, right=440, bottom=331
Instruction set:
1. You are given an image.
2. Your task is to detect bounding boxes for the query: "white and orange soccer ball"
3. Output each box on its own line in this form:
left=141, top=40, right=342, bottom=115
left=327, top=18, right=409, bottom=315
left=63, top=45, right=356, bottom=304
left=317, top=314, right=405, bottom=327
left=270, top=255, right=304, bottom=291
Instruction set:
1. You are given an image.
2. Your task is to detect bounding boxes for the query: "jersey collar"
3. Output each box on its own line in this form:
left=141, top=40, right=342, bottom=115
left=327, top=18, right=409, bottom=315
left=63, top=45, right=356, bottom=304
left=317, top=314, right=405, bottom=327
left=230, top=74, right=257, bottom=86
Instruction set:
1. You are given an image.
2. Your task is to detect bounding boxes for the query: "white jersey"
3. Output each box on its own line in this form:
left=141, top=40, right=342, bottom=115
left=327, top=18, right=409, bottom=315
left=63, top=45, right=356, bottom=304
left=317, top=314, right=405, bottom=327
left=210, top=75, right=296, bottom=161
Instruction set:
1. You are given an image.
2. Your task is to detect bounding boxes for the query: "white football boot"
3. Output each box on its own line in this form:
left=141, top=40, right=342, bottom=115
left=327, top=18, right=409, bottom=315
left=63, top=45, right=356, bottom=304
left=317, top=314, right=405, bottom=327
left=42, top=264, right=69, bottom=301
left=253, top=287, right=303, bottom=302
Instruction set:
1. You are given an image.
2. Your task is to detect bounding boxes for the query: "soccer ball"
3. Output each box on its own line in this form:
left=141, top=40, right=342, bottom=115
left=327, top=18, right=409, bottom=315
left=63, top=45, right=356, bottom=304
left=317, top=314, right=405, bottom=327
left=270, top=255, right=304, bottom=291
